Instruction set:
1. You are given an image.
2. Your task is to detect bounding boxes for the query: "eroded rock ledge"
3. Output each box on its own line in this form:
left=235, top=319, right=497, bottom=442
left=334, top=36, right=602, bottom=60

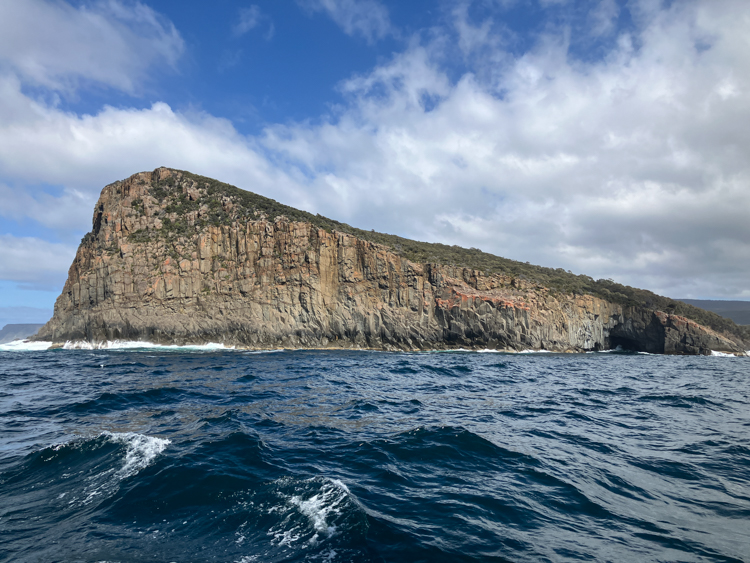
left=35, top=168, right=746, bottom=355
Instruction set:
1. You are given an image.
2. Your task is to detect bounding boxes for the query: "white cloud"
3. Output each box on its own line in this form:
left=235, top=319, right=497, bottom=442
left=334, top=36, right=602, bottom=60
left=232, top=5, right=274, bottom=39
left=0, top=73, right=312, bottom=233
left=451, top=3, right=501, bottom=57
left=0, top=75, right=313, bottom=297
left=299, top=0, right=391, bottom=43
left=0, top=235, right=75, bottom=290
left=234, top=5, right=261, bottom=35
left=1, top=0, right=749, bottom=303
left=262, top=0, right=750, bottom=298
left=0, top=183, right=91, bottom=234
left=0, top=306, right=53, bottom=326
left=589, top=0, right=620, bottom=36
left=0, top=0, right=183, bottom=93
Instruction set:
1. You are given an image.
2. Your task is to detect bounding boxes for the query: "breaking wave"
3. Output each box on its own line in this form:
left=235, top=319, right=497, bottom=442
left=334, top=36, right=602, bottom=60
left=0, top=340, right=53, bottom=351
left=63, top=340, right=235, bottom=351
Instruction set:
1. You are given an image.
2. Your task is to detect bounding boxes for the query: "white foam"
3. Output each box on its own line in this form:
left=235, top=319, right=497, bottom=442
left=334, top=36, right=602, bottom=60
left=428, top=348, right=510, bottom=353
left=69, top=432, right=171, bottom=505
left=62, top=340, right=234, bottom=351
left=102, top=431, right=171, bottom=479
left=517, top=349, right=552, bottom=354
left=290, top=479, right=349, bottom=544
left=710, top=350, right=740, bottom=357
left=267, top=478, right=352, bottom=548
left=0, top=340, right=53, bottom=351
left=271, top=527, right=303, bottom=547
left=587, top=345, right=625, bottom=354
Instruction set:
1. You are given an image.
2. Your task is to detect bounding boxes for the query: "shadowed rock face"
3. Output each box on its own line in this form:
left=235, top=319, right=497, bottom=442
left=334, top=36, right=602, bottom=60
left=35, top=168, right=746, bottom=354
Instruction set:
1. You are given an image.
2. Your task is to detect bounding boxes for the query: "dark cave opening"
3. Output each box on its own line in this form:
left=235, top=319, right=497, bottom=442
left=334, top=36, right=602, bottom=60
left=609, top=335, right=648, bottom=353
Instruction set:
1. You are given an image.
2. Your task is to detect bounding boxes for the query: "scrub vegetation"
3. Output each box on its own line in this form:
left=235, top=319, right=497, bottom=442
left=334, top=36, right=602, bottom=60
left=144, top=170, right=748, bottom=343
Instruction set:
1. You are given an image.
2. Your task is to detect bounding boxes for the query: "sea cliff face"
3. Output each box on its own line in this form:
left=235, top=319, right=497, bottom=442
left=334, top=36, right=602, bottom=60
left=36, top=168, right=745, bottom=354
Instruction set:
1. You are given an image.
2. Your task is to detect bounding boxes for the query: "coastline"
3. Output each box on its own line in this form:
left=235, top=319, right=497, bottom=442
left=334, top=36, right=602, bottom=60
left=3, top=339, right=748, bottom=356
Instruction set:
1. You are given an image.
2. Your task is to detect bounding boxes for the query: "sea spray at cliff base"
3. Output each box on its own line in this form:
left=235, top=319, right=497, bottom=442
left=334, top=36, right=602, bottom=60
left=2, top=348, right=748, bottom=562
left=0, top=340, right=234, bottom=351
left=3, top=340, right=745, bottom=356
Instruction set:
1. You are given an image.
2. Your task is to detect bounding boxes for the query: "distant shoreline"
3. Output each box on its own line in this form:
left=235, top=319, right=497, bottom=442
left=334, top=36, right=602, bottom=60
left=678, top=299, right=750, bottom=326
left=0, top=324, right=44, bottom=345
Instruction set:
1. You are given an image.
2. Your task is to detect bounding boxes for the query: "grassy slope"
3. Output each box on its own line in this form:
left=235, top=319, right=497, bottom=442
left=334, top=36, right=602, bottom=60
left=145, top=170, right=749, bottom=345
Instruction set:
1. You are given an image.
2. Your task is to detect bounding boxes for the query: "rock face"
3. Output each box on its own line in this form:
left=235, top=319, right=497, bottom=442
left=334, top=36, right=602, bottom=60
left=36, top=168, right=746, bottom=354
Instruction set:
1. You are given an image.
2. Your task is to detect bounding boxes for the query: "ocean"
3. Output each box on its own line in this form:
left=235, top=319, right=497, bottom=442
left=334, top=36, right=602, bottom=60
left=0, top=346, right=748, bottom=562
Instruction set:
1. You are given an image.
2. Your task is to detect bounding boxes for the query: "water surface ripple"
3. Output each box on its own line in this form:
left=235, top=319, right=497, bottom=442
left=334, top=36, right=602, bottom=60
left=1, top=349, right=748, bottom=562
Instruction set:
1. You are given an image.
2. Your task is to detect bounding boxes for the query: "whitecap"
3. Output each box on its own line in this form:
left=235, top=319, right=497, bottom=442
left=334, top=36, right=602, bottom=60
left=289, top=479, right=349, bottom=542
left=428, top=348, right=507, bottom=353
left=267, top=477, right=360, bottom=549
left=102, top=431, right=172, bottom=479
left=587, top=345, right=625, bottom=354
left=0, top=340, right=53, bottom=351
left=55, top=431, right=171, bottom=506
left=62, top=340, right=234, bottom=351
left=710, top=350, right=739, bottom=357
left=517, top=349, right=552, bottom=354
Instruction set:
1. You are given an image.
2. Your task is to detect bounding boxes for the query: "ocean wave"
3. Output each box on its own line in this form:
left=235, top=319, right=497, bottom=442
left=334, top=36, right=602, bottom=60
left=424, top=348, right=542, bottom=354
left=101, top=431, right=172, bottom=480
left=0, top=340, right=53, bottom=351
left=265, top=476, right=367, bottom=549
left=60, top=388, right=194, bottom=416
left=79, top=432, right=170, bottom=505
left=289, top=479, right=349, bottom=543
left=587, top=345, right=625, bottom=354
left=0, top=339, right=237, bottom=352
left=710, top=350, right=744, bottom=357
left=62, top=340, right=234, bottom=351
left=44, top=431, right=172, bottom=506
left=4, top=346, right=749, bottom=562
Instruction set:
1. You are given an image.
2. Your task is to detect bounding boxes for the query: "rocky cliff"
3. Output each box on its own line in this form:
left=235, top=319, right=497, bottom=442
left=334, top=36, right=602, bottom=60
left=35, top=168, right=747, bottom=354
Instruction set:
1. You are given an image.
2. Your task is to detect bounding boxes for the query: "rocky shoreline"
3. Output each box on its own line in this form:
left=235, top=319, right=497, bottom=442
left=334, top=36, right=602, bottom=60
left=34, top=168, right=748, bottom=355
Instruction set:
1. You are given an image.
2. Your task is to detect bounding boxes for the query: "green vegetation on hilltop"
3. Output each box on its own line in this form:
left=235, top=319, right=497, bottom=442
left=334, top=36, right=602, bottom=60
left=146, top=169, right=748, bottom=344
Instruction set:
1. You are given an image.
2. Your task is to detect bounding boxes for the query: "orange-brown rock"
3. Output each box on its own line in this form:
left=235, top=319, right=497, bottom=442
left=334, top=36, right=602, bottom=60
left=35, top=168, right=746, bottom=355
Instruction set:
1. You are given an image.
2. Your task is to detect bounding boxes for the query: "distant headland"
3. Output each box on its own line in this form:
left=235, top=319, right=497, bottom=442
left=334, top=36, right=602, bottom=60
left=33, top=168, right=749, bottom=355
left=0, top=324, right=43, bottom=345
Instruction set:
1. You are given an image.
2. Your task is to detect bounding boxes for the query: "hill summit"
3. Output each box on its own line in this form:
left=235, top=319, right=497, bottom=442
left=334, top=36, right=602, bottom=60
left=35, top=168, right=748, bottom=354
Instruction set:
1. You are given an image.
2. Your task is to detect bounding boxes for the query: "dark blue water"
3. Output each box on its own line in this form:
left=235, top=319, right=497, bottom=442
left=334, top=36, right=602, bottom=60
left=1, top=348, right=748, bottom=562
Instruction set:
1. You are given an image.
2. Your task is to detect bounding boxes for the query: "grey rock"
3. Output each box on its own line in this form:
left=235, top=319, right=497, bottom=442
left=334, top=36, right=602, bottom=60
left=34, top=168, right=747, bottom=355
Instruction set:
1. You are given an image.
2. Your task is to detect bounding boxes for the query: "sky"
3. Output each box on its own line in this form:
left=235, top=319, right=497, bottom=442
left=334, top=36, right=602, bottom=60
left=0, top=0, right=748, bottom=326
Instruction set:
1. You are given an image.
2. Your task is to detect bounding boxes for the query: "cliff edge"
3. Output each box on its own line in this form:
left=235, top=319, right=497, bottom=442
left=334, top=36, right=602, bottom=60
left=35, top=168, right=748, bottom=354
